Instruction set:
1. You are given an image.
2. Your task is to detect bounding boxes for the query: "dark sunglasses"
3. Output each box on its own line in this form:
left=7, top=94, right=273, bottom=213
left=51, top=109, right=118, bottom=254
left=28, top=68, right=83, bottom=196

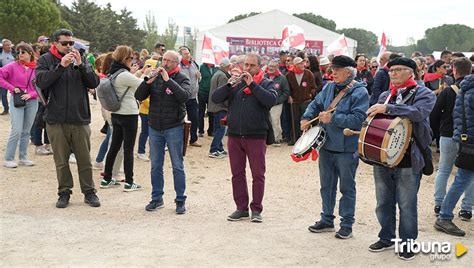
left=18, top=50, right=29, bottom=55
left=371, top=66, right=378, bottom=69
left=59, top=41, right=75, bottom=46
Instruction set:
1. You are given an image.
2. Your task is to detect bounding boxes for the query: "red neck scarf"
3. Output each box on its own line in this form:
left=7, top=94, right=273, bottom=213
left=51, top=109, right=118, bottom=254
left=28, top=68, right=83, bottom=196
left=266, top=68, right=281, bottom=78
left=278, top=63, right=286, bottom=68
left=19, top=60, right=36, bottom=69
left=357, top=67, right=367, bottom=72
left=204, top=63, right=214, bottom=68
left=181, top=59, right=191, bottom=66
left=423, top=72, right=443, bottom=83
left=288, top=65, right=304, bottom=74
left=323, top=73, right=333, bottom=81
left=167, top=65, right=181, bottom=76
left=49, top=45, right=64, bottom=60
left=243, top=69, right=264, bottom=95
left=389, top=77, right=417, bottom=97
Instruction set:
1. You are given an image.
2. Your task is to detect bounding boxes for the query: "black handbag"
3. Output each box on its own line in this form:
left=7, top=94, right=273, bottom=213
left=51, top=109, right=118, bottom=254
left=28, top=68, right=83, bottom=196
left=13, top=70, right=34, bottom=108
left=265, top=110, right=275, bottom=145
left=413, top=133, right=434, bottom=176
left=455, top=91, right=474, bottom=171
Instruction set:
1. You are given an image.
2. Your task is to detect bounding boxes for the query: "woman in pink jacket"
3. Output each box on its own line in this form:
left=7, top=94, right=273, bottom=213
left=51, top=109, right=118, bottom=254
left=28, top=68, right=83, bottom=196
left=0, top=43, right=38, bottom=168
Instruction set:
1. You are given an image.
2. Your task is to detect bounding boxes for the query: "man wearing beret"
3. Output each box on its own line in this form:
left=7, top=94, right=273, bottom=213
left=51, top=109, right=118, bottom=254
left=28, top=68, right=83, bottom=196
left=366, top=57, right=435, bottom=260
left=301, top=55, right=369, bottom=239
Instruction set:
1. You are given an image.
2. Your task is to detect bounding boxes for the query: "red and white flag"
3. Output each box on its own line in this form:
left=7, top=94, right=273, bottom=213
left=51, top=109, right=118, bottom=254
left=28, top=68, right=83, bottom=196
left=326, top=34, right=349, bottom=56
left=376, top=32, right=387, bottom=64
left=201, top=32, right=229, bottom=65
left=281, top=25, right=305, bottom=50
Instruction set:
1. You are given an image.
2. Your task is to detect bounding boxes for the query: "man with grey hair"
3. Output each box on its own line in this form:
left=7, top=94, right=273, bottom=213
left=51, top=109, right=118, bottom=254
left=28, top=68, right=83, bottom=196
left=0, top=39, right=15, bottom=115
left=212, top=52, right=277, bottom=222
left=208, top=57, right=232, bottom=158
left=301, top=55, right=369, bottom=239
left=135, top=50, right=192, bottom=214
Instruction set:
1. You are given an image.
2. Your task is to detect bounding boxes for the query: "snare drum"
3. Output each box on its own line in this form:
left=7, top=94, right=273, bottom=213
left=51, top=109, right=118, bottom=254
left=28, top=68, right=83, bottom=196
left=292, top=126, right=327, bottom=157
left=358, top=114, right=412, bottom=168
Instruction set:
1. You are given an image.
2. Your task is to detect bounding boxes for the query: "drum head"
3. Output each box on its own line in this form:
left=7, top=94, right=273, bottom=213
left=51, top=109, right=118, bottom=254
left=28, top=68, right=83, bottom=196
left=384, top=118, right=412, bottom=166
left=292, top=126, right=324, bottom=156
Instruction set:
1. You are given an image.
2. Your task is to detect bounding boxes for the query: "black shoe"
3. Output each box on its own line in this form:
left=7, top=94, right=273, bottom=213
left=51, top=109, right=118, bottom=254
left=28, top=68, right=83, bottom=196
left=368, top=240, right=394, bottom=252
left=227, top=210, right=249, bottom=221
left=335, top=227, right=353, bottom=239
left=1, top=110, right=8, bottom=115
left=459, top=210, right=472, bottom=221
left=56, top=192, right=70, bottom=208
left=145, top=198, right=164, bottom=211
left=84, top=192, right=101, bottom=207
left=308, top=221, right=335, bottom=233
left=434, top=205, right=441, bottom=216
left=198, top=133, right=204, bottom=137
left=250, top=211, right=263, bottom=223
left=175, top=199, right=186, bottom=214
left=435, top=218, right=466, bottom=236
left=398, top=249, right=416, bottom=260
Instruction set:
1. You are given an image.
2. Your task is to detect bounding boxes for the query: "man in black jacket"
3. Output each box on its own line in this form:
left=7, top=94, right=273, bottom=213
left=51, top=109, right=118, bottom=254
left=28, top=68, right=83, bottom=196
left=212, top=53, right=277, bottom=223
left=35, top=29, right=100, bottom=208
left=432, top=57, right=473, bottom=221
left=135, top=50, right=191, bottom=214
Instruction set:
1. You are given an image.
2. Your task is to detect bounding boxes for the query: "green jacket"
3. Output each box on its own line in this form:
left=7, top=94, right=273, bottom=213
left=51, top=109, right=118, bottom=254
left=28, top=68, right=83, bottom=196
left=265, top=73, right=290, bottom=105
left=198, top=63, right=218, bottom=95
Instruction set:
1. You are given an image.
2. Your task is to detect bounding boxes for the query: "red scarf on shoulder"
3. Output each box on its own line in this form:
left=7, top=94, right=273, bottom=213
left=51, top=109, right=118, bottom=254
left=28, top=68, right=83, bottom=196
left=19, top=60, right=36, bottom=69
left=49, top=45, right=64, bottom=60
left=181, top=59, right=191, bottom=66
left=243, top=69, right=264, bottom=95
left=265, top=68, right=281, bottom=79
left=423, top=72, right=443, bottom=83
left=357, top=67, right=367, bottom=72
left=166, top=65, right=181, bottom=76
left=389, top=77, right=417, bottom=97
left=288, top=65, right=304, bottom=74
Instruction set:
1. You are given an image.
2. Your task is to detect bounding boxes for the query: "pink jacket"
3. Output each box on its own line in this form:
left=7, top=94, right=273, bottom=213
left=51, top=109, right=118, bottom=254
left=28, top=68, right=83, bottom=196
left=0, top=61, right=38, bottom=99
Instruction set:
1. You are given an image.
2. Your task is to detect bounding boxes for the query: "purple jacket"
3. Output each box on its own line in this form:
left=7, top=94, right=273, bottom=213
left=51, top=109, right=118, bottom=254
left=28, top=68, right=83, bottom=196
left=0, top=61, right=38, bottom=99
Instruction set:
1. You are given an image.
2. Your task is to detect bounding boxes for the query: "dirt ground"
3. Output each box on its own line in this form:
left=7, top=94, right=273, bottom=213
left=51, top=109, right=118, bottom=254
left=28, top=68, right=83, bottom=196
left=1, top=100, right=472, bottom=267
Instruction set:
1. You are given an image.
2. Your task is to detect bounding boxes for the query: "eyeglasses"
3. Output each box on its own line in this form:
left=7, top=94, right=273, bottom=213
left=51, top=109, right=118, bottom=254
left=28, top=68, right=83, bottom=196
left=18, top=50, right=28, bottom=55
left=389, top=67, right=411, bottom=74
left=371, top=66, right=378, bottom=69
left=59, top=41, right=75, bottom=46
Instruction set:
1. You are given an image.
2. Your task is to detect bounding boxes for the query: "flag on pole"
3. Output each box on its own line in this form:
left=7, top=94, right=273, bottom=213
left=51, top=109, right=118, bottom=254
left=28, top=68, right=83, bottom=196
left=376, top=32, right=387, bottom=64
left=326, top=34, right=349, bottom=56
left=281, top=25, right=306, bottom=50
left=201, top=32, right=229, bottom=65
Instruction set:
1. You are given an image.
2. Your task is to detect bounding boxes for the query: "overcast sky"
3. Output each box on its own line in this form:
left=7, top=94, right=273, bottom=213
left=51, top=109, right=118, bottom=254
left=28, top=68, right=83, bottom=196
left=61, top=0, right=473, bottom=46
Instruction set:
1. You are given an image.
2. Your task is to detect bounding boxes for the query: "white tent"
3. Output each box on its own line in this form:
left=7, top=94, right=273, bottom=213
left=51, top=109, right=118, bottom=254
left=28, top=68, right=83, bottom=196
left=194, top=9, right=357, bottom=64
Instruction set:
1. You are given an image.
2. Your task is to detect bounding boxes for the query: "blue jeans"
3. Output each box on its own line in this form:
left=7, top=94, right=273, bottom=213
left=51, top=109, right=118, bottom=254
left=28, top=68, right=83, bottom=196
left=4, top=96, right=38, bottom=161
left=318, top=149, right=359, bottom=228
left=95, top=126, right=110, bottom=163
left=210, top=111, right=227, bottom=153
left=373, top=166, right=421, bottom=243
left=138, top=113, right=149, bottom=154
left=434, top=136, right=474, bottom=211
left=149, top=125, right=186, bottom=201
left=185, top=98, right=199, bottom=144
left=0, top=88, right=8, bottom=112
left=439, top=168, right=474, bottom=220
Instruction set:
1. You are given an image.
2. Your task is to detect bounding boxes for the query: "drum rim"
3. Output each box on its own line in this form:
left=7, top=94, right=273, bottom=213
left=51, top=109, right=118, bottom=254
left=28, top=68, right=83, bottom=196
left=292, top=126, right=324, bottom=156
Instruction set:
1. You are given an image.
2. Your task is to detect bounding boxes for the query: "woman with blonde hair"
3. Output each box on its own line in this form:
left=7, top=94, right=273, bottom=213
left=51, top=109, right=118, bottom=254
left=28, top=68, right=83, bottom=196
left=0, top=43, right=39, bottom=168
left=100, top=46, right=143, bottom=191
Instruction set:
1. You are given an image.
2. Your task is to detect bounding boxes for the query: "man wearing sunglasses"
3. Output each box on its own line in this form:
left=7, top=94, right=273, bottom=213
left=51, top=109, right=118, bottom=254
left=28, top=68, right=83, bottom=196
left=36, top=29, right=100, bottom=209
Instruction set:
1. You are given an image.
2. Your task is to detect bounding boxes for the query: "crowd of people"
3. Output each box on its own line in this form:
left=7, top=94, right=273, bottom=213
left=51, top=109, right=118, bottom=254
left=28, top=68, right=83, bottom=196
left=1, top=29, right=473, bottom=261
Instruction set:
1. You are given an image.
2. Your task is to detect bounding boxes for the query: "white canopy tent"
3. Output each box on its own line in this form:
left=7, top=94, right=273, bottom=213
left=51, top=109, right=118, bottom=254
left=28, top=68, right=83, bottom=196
left=194, top=9, right=357, bottom=64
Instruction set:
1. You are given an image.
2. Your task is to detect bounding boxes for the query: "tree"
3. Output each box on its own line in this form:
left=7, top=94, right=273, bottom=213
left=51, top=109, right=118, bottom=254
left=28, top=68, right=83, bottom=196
left=227, top=12, right=261, bottom=23
left=0, top=0, right=68, bottom=43
left=423, top=24, right=474, bottom=52
left=293, top=13, right=336, bottom=31
left=338, top=28, right=378, bottom=56
left=160, top=19, right=179, bottom=50
left=186, top=28, right=199, bottom=55
left=143, top=12, right=159, bottom=52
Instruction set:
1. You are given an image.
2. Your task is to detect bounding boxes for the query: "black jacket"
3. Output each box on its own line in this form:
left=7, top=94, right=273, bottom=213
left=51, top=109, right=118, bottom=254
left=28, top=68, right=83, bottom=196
left=212, top=78, right=277, bottom=138
left=369, top=68, right=389, bottom=106
left=35, top=52, right=99, bottom=124
left=355, top=69, right=374, bottom=95
left=135, top=71, right=191, bottom=131
left=430, top=78, right=464, bottom=137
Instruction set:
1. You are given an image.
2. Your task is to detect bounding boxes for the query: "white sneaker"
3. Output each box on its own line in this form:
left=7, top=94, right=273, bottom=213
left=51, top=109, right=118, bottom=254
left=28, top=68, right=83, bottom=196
left=3, top=161, right=18, bottom=168
left=19, top=159, right=35, bottom=166
left=69, top=154, right=77, bottom=164
left=92, top=161, right=104, bottom=170
left=36, top=146, right=50, bottom=155
left=137, top=153, right=150, bottom=162
left=44, top=144, right=53, bottom=154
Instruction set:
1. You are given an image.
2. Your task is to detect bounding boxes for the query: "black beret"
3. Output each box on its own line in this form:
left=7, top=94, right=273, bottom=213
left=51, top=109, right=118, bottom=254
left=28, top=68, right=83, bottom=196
left=331, top=55, right=357, bottom=68
left=387, top=57, right=417, bottom=72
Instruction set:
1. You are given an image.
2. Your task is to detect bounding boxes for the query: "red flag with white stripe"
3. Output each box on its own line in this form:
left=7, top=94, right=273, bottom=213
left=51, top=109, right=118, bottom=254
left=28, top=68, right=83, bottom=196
left=376, top=32, right=387, bottom=64
left=201, top=32, right=229, bottom=65
left=326, top=34, right=349, bottom=56
left=281, top=25, right=305, bottom=50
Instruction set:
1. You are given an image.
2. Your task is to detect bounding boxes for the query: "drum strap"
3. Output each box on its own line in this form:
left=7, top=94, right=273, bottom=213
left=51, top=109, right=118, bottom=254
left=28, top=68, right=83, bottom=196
left=327, top=81, right=355, bottom=111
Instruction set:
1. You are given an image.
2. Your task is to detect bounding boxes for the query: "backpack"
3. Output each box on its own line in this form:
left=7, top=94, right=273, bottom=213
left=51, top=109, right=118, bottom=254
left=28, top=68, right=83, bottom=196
left=97, top=69, right=130, bottom=112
